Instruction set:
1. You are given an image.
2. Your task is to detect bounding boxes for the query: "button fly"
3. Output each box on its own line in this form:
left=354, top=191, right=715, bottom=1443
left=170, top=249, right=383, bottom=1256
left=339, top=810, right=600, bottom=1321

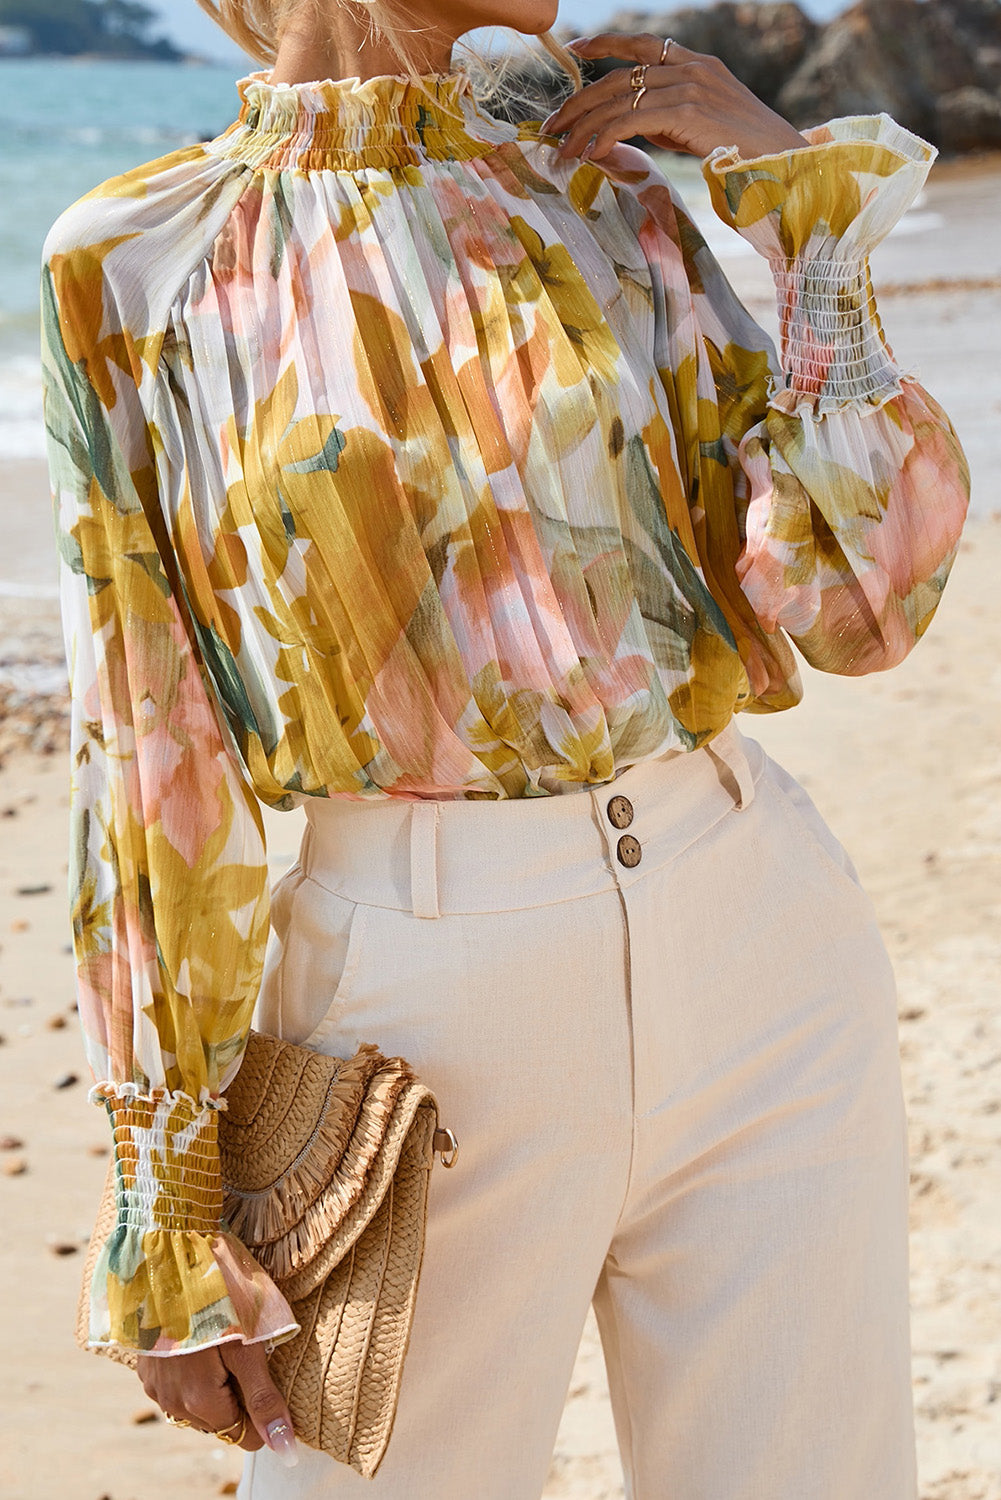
left=607, top=794, right=634, bottom=830
left=616, top=834, right=642, bottom=869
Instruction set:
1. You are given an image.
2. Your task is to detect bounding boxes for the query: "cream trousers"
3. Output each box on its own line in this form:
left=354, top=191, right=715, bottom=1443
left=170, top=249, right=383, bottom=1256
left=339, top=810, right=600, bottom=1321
left=240, top=723, right=918, bottom=1500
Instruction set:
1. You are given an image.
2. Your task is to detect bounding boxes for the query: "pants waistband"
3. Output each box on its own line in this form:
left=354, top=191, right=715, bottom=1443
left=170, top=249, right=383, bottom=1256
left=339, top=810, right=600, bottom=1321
left=300, top=721, right=764, bottom=918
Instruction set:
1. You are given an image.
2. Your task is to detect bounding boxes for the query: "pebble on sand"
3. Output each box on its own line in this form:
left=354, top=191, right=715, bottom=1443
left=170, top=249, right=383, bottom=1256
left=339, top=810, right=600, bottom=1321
left=53, top=1071, right=79, bottom=1089
left=0, top=1134, right=24, bottom=1150
left=131, top=1408, right=160, bottom=1425
left=46, top=1240, right=79, bottom=1256
left=2, top=1157, right=27, bottom=1176
left=46, top=1013, right=67, bottom=1030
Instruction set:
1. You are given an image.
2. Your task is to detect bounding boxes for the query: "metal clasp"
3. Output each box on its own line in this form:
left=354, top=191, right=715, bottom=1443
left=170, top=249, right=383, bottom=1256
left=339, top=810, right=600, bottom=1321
left=433, top=1126, right=459, bottom=1169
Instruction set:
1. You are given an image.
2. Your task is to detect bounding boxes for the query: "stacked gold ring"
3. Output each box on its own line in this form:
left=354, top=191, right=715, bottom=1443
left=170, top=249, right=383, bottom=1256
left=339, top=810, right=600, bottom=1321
left=629, top=62, right=648, bottom=110
left=214, top=1413, right=249, bottom=1447
left=164, top=1410, right=249, bottom=1446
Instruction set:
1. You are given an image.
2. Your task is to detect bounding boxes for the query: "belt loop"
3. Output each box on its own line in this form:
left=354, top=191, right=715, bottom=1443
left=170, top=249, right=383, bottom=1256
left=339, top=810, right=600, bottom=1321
left=410, top=801, right=441, bottom=919
left=706, top=724, right=756, bottom=812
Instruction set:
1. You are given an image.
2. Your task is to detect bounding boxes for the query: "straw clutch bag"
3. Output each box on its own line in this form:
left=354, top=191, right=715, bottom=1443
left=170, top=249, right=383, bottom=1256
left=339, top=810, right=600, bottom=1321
left=76, top=1030, right=458, bottom=1479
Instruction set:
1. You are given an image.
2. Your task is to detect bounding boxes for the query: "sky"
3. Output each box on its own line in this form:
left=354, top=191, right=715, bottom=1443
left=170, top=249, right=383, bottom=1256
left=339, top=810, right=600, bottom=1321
left=149, top=0, right=851, bottom=64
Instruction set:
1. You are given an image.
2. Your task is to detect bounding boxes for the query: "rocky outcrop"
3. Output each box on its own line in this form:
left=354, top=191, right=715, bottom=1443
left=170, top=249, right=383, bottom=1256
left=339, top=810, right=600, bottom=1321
left=777, top=0, right=1001, bottom=148
left=935, top=84, right=1001, bottom=149
left=582, top=0, right=1001, bottom=152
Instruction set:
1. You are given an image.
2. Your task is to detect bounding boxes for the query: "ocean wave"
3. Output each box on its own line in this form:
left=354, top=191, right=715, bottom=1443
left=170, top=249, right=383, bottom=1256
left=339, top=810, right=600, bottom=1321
left=0, top=581, right=59, bottom=602
left=9, top=122, right=209, bottom=149
left=0, top=660, right=68, bottom=696
left=0, top=353, right=46, bottom=461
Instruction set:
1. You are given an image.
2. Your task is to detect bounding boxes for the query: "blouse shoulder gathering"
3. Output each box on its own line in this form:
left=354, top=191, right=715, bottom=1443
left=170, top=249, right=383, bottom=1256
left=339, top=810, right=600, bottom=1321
left=41, top=139, right=253, bottom=387
left=40, top=71, right=970, bottom=1358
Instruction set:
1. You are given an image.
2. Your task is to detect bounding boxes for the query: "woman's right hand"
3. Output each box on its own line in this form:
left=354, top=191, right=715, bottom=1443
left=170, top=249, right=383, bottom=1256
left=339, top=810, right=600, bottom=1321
left=137, top=1340, right=299, bottom=1464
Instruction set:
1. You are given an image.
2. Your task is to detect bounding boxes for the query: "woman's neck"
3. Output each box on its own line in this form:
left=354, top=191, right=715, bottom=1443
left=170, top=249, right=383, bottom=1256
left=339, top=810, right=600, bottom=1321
left=268, top=9, right=456, bottom=86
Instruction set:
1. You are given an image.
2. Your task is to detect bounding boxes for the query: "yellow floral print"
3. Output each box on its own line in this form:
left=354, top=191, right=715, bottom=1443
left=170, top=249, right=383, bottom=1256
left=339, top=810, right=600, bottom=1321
left=41, top=72, right=969, bottom=1355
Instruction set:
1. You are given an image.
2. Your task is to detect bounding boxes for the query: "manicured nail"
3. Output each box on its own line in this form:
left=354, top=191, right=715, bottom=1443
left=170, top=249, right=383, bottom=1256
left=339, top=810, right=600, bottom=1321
left=581, top=133, right=598, bottom=161
left=266, top=1418, right=299, bottom=1467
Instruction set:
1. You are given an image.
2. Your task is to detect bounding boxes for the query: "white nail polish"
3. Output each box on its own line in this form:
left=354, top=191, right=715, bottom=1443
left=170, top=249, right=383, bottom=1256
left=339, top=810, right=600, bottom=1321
left=266, top=1417, right=300, bottom=1468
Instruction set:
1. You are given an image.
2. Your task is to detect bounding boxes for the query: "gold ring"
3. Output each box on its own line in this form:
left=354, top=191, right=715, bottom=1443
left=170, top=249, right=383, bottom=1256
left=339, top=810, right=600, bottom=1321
left=629, top=63, right=647, bottom=92
left=165, top=1413, right=196, bottom=1429
left=434, top=1126, right=460, bottom=1169
left=659, top=36, right=674, bottom=63
left=214, top=1413, right=248, bottom=1446
left=631, top=86, right=647, bottom=110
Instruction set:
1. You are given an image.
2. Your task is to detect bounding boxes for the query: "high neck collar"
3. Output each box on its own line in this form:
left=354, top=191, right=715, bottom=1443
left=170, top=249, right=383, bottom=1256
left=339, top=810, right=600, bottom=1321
left=208, top=69, right=515, bottom=171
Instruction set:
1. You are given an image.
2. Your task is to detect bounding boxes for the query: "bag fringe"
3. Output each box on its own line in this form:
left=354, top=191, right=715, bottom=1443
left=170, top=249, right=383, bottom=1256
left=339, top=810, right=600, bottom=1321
left=220, top=1041, right=423, bottom=1283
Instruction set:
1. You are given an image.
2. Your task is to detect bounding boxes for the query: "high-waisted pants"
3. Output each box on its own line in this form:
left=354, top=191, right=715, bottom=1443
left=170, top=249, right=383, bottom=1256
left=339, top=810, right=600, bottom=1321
left=239, top=723, right=918, bottom=1500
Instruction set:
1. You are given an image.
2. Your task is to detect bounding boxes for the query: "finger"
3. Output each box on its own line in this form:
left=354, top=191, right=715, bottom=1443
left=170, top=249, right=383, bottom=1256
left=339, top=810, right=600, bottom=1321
left=141, top=1345, right=245, bottom=1438
left=566, top=32, right=700, bottom=67
left=555, top=81, right=699, bottom=161
left=542, top=61, right=650, bottom=134
left=222, top=1340, right=299, bottom=1467
left=184, top=1384, right=244, bottom=1437
left=542, top=45, right=701, bottom=136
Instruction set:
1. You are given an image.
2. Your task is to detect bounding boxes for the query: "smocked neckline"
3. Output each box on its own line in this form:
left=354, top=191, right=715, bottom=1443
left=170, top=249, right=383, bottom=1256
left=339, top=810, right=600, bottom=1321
left=208, top=68, right=513, bottom=171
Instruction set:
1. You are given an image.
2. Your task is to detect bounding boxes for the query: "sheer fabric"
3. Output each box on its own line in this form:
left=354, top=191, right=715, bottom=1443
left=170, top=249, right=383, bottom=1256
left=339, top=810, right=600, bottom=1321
left=40, top=70, right=969, bottom=1354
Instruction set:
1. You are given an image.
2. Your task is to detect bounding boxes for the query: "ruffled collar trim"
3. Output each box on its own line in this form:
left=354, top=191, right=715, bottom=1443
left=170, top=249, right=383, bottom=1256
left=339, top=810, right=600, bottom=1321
left=210, top=68, right=513, bottom=169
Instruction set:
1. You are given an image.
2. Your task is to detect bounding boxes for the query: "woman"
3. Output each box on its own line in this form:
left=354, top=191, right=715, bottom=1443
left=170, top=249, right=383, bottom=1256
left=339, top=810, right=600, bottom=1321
left=40, top=0, right=969, bottom=1492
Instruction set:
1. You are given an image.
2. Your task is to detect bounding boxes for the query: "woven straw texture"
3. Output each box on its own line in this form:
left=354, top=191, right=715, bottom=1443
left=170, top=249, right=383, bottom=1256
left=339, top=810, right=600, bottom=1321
left=76, top=1031, right=440, bottom=1478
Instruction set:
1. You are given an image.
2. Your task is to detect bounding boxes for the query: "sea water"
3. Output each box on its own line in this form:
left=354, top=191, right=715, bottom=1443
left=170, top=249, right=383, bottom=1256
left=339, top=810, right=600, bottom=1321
left=1, top=57, right=264, bottom=459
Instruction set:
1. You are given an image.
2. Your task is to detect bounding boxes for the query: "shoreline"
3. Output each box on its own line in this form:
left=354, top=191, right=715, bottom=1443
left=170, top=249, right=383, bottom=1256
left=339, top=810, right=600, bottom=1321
left=0, top=54, right=204, bottom=64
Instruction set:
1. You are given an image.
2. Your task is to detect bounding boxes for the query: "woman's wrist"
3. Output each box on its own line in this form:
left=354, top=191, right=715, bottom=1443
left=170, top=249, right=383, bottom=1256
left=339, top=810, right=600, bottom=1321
left=715, top=121, right=809, bottom=161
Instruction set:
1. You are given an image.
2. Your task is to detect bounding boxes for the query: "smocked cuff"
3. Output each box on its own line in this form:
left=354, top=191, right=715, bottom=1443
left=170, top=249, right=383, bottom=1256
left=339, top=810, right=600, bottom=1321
left=767, top=256, right=903, bottom=414
left=87, top=1085, right=300, bottom=1356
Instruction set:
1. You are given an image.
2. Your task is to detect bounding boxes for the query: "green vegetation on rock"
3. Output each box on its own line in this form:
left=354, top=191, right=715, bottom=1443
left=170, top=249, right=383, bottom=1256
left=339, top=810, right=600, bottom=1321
left=0, top=0, right=183, bottom=60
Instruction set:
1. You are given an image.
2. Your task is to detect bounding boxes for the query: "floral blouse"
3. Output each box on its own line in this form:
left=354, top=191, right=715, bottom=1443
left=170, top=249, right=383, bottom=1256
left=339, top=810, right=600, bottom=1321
left=40, top=69, right=969, bottom=1358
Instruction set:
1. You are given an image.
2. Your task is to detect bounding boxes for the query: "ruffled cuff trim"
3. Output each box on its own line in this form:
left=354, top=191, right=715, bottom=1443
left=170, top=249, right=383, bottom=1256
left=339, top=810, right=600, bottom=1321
left=86, top=1223, right=301, bottom=1356
left=703, top=113, right=937, bottom=262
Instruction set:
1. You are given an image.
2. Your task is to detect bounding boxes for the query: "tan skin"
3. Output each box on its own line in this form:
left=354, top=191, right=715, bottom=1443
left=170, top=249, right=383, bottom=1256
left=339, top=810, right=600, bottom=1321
left=136, top=0, right=805, bottom=1462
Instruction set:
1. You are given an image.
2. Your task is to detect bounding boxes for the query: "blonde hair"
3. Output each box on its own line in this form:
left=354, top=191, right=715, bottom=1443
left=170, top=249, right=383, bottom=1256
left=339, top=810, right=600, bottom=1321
left=194, top=0, right=582, bottom=116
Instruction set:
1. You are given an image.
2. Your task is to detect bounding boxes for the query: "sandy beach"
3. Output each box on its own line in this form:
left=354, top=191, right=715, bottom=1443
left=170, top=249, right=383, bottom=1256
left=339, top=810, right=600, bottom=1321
left=1, top=152, right=999, bottom=1500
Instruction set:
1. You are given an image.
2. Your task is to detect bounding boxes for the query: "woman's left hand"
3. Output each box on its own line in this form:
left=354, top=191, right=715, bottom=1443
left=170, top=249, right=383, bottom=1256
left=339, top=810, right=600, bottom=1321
left=541, top=33, right=807, bottom=164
